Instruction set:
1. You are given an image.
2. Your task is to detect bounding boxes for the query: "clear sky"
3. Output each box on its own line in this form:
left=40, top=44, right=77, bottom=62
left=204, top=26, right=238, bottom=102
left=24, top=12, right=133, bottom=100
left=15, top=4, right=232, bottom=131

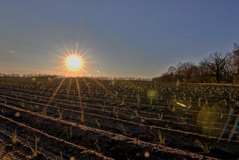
left=0, top=0, right=239, bottom=78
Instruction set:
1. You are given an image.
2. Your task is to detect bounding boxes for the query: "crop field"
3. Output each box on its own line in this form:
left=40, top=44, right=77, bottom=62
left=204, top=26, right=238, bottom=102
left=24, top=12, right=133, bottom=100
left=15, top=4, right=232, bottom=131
left=0, top=77, right=238, bottom=160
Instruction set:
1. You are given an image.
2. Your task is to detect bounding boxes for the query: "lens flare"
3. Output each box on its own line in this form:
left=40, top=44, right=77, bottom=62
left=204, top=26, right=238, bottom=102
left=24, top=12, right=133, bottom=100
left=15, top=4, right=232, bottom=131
left=55, top=40, right=92, bottom=77
left=176, top=102, right=188, bottom=108
left=228, top=113, right=239, bottom=141
left=15, top=112, right=21, bottom=117
left=197, top=106, right=221, bottom=136
left=144, top=151, right=150, bottom=158
left=217, top=111, right=233, bottom=142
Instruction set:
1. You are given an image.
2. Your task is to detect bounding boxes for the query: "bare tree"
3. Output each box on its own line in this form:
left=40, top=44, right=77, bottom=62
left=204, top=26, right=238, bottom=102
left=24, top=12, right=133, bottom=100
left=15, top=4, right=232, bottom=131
left=203, top=52, right=230, bottom=83
left=174, top=62, right=198, bottom=82
left=223, top=53, right=236, bottom=82
left=232, top=43, right=239, bottom=75
left=166, top=66, right=177, bottom=81
left=154, top=43, right=239, bottom=83
left=175, top=63, right=184, bottom=82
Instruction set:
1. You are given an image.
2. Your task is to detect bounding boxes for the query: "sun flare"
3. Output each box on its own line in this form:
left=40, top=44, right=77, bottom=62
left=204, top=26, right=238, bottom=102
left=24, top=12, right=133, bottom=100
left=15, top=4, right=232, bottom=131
left=65, top=55, right=83, bottom=72
left=58, top=42, right=91, bottom=77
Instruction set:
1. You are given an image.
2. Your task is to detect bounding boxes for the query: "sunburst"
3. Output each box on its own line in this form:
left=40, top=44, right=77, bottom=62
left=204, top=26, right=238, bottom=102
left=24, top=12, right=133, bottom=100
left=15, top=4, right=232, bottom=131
left=65, top=54, right=83, bottom=72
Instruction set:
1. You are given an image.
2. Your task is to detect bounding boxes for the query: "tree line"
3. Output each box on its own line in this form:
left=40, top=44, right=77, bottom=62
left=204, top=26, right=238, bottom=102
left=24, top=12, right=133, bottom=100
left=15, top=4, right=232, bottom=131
left=153, top=43, right=239, bottom=83
left=0, top=73, right=59, bottom=78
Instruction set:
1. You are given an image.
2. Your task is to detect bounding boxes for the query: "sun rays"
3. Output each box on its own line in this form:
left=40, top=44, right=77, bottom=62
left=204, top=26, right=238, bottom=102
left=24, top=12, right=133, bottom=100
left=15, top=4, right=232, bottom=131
left=54, top=41, right=90, bottom=78
left=43, top=40, right=127, bottom=132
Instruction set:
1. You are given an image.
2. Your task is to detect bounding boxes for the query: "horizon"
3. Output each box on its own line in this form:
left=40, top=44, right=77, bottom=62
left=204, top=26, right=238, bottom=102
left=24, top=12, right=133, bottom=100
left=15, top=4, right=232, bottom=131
left=0, top=73, right=153, bottom=80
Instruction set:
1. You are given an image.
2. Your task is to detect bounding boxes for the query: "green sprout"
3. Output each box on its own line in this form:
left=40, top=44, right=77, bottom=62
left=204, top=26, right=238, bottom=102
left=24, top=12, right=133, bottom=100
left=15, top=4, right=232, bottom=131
left=12, top=129, right=17, bottom=144
left=157, top=130, right=165, bottom=145
left=65, top=127, right=72, bottom=139
left=95, top=118, right=101, bottom=128
left=118, top=124, right=128, bottom=135
left=94, top=139, right=102, bottom=153
left=27, top=136, right=39, bottom=157
left=158, top=112, right=163, bottom=120
left=58, top=109, right=63, bottom=119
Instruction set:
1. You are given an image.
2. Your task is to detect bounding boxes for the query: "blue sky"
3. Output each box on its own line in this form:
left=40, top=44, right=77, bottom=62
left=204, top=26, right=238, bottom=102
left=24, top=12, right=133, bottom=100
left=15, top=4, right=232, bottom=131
left=0, top=0, right=239, bottom=77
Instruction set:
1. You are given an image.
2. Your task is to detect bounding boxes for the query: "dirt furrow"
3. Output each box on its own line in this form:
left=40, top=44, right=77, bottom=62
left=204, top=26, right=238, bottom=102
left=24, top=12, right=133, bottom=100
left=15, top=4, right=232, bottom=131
left=0, top=114, right=113, bottom=160
left=0, top=103, right=220, bottom=159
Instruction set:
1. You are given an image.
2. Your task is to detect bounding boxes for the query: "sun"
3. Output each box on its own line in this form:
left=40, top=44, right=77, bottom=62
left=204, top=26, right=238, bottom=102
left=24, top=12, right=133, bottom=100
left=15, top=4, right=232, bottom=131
left=65, top=55, right=83, bottom=72
left=58, top=42, right=90, bottom=76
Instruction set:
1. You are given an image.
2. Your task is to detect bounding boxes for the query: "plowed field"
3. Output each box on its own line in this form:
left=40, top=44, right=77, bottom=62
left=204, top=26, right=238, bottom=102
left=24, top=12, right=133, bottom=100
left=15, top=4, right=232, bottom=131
left=0, top=77, right=238, bottom=159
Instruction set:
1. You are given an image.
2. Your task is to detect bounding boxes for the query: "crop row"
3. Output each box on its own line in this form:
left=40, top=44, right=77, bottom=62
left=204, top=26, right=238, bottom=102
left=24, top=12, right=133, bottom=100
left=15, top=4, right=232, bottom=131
left=0, top=103, right=217, bottom=159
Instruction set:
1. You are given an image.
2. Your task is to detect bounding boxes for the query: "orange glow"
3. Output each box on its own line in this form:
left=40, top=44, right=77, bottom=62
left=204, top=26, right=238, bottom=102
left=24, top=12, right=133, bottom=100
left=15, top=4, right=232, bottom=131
left=57, top=42, right=90, bottom=77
